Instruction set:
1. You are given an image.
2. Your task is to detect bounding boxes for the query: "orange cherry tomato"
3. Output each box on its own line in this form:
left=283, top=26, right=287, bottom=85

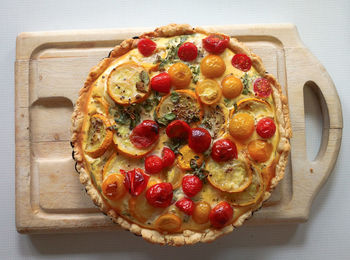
left=248, top=140, right=273, bottom=163
left=102, top=173, right=127, bottom=200
left=200, top=55, right=226, bottom=78
left=229, top=113, right=255, bottom=141
left=192, top=201, right=211, bottom=224
left=221, top=75, right=243, bottom=99
left=195, top=79, right=222, bottom=105
left=168, top=62, right=192, bottom=89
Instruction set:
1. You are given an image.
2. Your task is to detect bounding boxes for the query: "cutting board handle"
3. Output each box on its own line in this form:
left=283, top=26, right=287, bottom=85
left=285, top=46, right=342, bottom=219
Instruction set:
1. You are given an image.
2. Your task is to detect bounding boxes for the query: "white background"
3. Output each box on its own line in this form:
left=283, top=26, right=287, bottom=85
left=1, top=0, right=349, bottom=259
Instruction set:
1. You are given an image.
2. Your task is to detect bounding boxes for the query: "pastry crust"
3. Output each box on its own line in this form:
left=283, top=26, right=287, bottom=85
left=71, top=24, right=291, bottom=246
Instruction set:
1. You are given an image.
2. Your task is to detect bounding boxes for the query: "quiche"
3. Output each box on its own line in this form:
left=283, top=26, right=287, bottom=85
left=71, top=24, right=291, bottom=245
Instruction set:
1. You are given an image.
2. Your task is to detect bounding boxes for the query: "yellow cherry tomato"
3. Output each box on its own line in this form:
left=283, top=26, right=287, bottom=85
left=192, top=201, right=211, bottom=224
left=221, top=75, right=243, bottom=99
left=168, top=62, right=192, bottom=89
left=248, top=140, right=273, bottom=163
left=195, top=79, right=222, bottom=105
left=102, top=173, right=126, bottom=201
left=200, top=55, right=226, bottom=78
left=155, top=213, right=182, bottom=232
left=229, top=113, right=255, bottom=141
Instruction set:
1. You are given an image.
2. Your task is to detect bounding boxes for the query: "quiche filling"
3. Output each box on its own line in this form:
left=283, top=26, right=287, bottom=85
left=73, top=26, right=290, bottom=241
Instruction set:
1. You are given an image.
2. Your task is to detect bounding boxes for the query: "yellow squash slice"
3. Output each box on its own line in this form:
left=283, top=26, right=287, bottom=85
left=162, top=165, right=184, bottom=189
left=102, top=152, right=143, bottom=179
left=156, top=90, right=203, bottom=124
left=201, top=103, right=228, bottom=139
left=230, top=97, right=272, bottom=118
left=223, top=166, right=264, bottom=206
left=207, top=157, right=252, bottom=193
left=129, top=195, right=163, bottom=223
left=85, top=114, right=113, bottom=158
left=107, top=62, right=151, bottom=105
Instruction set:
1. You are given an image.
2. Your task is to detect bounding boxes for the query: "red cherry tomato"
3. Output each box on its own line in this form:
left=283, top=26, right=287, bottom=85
left=150, top=72, right=171, bottom=93
left=137, top=38, right=157, bottom=57
left=146, top=183, right=173, bottom=208
left=175, top=197, right=195, bottom=215
left=122, top=168, right=150, bottom=196
left=161, top=147, right=176, bottom=168
left=256, top=118, right=276, bottom=138
left=178, top=42, right=198, bottom=61
left=202, top=34, right=230, bottom=54
left=182, top=175, right=203, bottom=197
left=130, top=120, right=159, bottom=148
left=253, top=78, right=272, bottom=98
left=188, top=128, right=211, bottom=153
left=209, top=201, right=233, bottom=228
left=211, top=139, right=237, bottom=162
left=166, top=120, right=191, bottom=140
left=145, top=155, right=163, bottom=174
left=231, top=54, right=252, bottom=72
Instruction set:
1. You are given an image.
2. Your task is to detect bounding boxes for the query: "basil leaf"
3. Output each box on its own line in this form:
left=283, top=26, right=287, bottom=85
left=164, top=113, right=176, bottom=121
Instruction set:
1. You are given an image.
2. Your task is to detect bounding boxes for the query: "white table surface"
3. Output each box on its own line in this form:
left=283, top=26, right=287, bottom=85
left=1, top=0, right=349, bottom=259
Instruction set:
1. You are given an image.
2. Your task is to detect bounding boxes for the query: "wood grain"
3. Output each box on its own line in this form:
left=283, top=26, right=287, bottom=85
left=15, top=24, right=343, bottom=233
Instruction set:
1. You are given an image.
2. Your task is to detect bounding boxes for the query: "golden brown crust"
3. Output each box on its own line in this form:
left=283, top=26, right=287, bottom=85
left=71, top=23, right=291, bottom=246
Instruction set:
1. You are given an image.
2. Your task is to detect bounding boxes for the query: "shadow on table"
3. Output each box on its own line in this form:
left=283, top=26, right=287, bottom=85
left=20, top=223, right=299, bottom=260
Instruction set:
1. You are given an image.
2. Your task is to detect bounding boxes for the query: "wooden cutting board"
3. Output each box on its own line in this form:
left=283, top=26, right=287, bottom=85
left=15, top=24, right=343, bottom=233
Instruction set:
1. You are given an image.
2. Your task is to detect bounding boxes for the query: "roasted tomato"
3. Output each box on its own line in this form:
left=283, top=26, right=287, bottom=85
left=231, top=53, right=252, bottom=72
left=130, top=120, right=159, bottom=148
left=137, top=38, right=157, bottom=57
left=175, top=197, right=195, bottom=215
left=209, top=201, right=234, bottom=228
left=192, top=201, right=211, bottom=224
left=145, top=155, right=163, bottom=174
left=155, top=213, right=182, bottom=232
left=221, top=75, right=243, bottom=99
left=229, top=113, right=255, bottom=141
left=188, top=127, right=211, bottom=153
left=102, top=173, right=127, bottom=200
left=151, top=72, right=171, bottom=93
left=202, top=34, right=230, bottom=54
left=200, top=55, right=226, bottom=78
left=182, top=175, right=203, bottom=197
left=122, top=168, right=150, bottom=196
left=161, top=147, right=176, bottom=168
left=177, top=145, right=204, bottom=171
left=211, top=139, right=237, bottom=162
left=168, top=62, right=192, bottom=89
left=256, top=118, right=276, bottom=139
left=248, top=140, right=273, bottom=163
left=253, top=78, right=272, bottom=98
left=178, top=42, right=198, bottom=61
left=146, top=183, right=173, bottom=208
left=166, top=120, right=191, bottom=140
left=195, top=79, right=222, bottom=105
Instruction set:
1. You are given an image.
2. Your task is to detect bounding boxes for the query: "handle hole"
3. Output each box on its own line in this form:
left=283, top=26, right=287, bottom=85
left=303, top=81, right=325, bottom=161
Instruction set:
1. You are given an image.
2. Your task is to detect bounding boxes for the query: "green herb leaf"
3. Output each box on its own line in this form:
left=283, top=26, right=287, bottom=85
left=241, top=73, right=251, bottom=95
left=188, top=64, right=200, bottom=84
left=170, top=91, right=180, bottom=104
left=163, top=139, right=186, bottom=155
left=140, top=70, right=150, bottom=86
left=164, top=113, right=176, bottom=121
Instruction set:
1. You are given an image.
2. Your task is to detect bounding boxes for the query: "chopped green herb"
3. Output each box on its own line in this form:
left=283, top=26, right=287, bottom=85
left=158, top=36, right=189, bottom=69
left=241, top=73, right=251, bottom=95
left=188, top=64, right=200, bottom=84
left=140, top=70, right=150, bottom=86
left=155, top=112, right=176, bottom=126
left=189, top=159, right=209, bottom=182
left=163, top=138, right=186, bottom=155
left=170, top=91, right=180, bottom=104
